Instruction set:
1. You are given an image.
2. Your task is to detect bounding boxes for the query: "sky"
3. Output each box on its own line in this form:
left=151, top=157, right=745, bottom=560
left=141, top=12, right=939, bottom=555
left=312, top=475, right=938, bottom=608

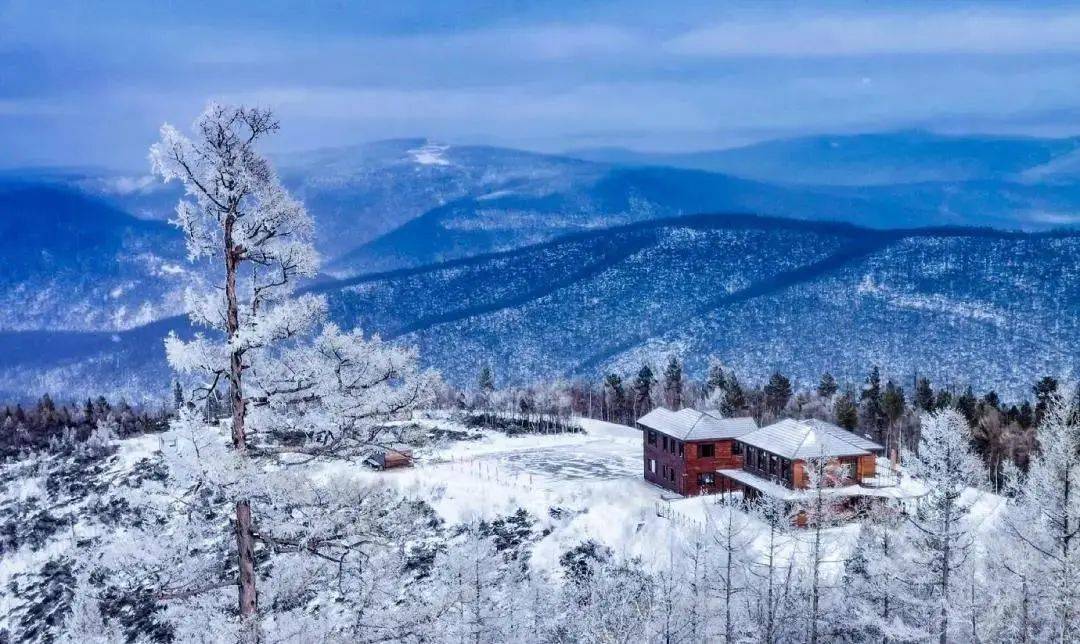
left=5, top=0, right=1080, bottom=170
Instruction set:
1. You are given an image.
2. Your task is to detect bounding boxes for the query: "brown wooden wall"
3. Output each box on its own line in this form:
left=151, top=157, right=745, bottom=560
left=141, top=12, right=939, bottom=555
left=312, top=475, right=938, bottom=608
left=856, top=454, right=877, bottom=482
left=642, top=427, right=743, bottom=495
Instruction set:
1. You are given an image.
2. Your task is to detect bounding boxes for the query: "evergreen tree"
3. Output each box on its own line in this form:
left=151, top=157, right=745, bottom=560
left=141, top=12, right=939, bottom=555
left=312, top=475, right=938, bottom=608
left=662, top=355, right=683, bottom=409
left=632, top=364, right=656, bottom=413
left=954, top=386, right=977, bottom=425
left=604, top=373, right=626, bottom=423
left=706, top=358, right=728, bottom=395
left=834, top=392, right=859, bottom=430
left=859, top=366, right=884, bottom=432
left=816, top=372, right=838, bottom=399
left=720, top=374, right=746, bottom=417
left=173, top=380, right=184, bottom=410
left=883, top=381, right=905, bottom=426
left=1033, top=376, right=1059, bottom=424
left=915, top=377, right=935, bottom=412
left=1017, top=400, right=1034, bottom=429
left=763, top=372, right=793, bottom=414
left=478, top=365, right=495, bottom=395
left=934, top=388, right=953, bottom=411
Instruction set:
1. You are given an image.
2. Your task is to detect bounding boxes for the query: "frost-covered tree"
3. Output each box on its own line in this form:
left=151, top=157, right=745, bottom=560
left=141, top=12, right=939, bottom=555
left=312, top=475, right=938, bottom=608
left=745, top=494, right=798, bottom=644
left=62, top=104, right=435, bottom=641
left=706, top=496, right=754, bottom=643
left=902, top=409, right=985, bottom=644
left=151, top=103, right=324, bottom=625
left=1000, top=388, right=1080, bottom=642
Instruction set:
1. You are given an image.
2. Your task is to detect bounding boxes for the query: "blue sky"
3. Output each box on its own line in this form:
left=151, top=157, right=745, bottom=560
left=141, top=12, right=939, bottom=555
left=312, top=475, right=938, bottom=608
left=5, top=0, right=1080, bottom=169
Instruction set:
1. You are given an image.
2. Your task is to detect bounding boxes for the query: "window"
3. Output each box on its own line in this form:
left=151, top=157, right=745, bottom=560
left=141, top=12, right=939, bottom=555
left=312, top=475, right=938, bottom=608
left=669, top=468, right=675, bottom=482
left=670, top=439, right=677, bottom=455
left=678, top=441, right=684, bottom=457
left=770, top=454, right=779, bottom=477
left=662, top=435, right=669, bottom=451
left=699, top=443, right=716, bottom=458
left=648, top=431, right=657, bottom=446
left=732, top=441, right=742, bottom=456
left=649, top=459, right=656, bottom=474
left=698, top=472, right=715, bottom=486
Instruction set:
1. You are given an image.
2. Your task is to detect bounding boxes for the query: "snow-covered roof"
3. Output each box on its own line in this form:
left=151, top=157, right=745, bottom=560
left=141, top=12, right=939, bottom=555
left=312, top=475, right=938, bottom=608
left=736, top=419, right=883, bottom=460
left=637, top=407, right=758, bottom=441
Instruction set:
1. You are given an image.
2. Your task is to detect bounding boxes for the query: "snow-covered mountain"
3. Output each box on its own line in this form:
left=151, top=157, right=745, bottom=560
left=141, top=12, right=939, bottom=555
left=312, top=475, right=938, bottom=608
left=0, top=182, right=187, bottom=332
left=567, top=131, right=1080, bottom=186
left=1, top=216, right=1074, bottom=401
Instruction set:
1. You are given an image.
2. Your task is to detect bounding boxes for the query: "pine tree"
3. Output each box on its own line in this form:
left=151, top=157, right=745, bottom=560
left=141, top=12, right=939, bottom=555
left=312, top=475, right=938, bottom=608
left=1033, top=376, right=1059, bottom=424
left=816, top=372, right=838, bottom=399
left=859, top=366, right=884, bottom=433
left=173, top=380, right=184, bottom=410
left=604, top=373, right=626, bottom=423
left=632, top=364, right=656, bottom=414
left=834, top=392, right=859, bottom=430
left=915, top=377, right=935, bottom=412
left=954, top=386, right=977, bottom=425
left=663, top=355, right=683, bottom=410
left=478, top=364, right=495, bottom=395
left=706, top=358, right=728, bottom=395
left=720, top=374, right=746, bottom=417
left=764, top=372, right=792, bottom=415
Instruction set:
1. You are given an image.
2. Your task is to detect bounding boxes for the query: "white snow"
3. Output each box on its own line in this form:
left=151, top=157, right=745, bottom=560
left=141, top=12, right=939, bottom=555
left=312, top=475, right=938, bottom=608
left=408, top=142, right=451, bottom=166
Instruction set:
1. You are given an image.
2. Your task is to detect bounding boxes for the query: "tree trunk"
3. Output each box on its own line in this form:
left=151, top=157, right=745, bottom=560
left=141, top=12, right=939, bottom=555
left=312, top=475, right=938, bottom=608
left=236, top=500, right=258, bottom=619
left=224, top=212, right=258, bottom=628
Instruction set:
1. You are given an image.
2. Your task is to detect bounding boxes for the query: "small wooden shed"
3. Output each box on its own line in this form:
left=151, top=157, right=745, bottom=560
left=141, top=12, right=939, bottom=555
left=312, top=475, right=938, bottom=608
left=367, top=444, right=414, bottom=470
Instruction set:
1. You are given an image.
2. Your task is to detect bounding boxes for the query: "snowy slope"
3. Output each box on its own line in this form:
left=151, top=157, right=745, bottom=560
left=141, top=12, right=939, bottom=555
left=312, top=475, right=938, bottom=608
left=0, top=216, right=1074, bottom=401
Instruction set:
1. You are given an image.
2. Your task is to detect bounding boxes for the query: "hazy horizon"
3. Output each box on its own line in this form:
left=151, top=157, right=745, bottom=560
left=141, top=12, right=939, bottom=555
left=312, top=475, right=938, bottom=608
left=7, top=1, right=1080, bottom=170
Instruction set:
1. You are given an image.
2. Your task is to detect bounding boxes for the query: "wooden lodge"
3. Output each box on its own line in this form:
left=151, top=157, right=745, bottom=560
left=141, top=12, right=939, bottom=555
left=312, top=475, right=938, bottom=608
left=639, top=409, right=894, bottom=517
left=715, top=418, right=884, bottom=500
left=638, top=407, right=758, bottom=496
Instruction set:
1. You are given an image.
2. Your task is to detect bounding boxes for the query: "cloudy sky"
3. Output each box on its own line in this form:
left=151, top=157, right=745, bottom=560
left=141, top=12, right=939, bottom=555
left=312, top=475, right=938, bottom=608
left=5, top=0, right=1080, bottom=169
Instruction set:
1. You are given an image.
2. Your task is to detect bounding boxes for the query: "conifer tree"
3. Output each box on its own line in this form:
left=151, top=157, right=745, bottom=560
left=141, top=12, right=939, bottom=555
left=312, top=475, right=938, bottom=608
left=816, top=372, right=838, bottom=399
left=764, top=372, right=793, bottom=415
left=632, top=363, right=656, bottom=414
left=663, top=355, right=683, bottom=409
left=914, top=376, right=935, bottom=412
left=720, top=374, right=746, bottom=417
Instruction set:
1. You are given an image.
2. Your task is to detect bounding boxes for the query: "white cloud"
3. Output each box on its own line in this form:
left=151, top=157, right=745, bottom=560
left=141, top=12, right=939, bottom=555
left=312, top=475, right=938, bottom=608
left=667, top=8, right=1080, bottom=57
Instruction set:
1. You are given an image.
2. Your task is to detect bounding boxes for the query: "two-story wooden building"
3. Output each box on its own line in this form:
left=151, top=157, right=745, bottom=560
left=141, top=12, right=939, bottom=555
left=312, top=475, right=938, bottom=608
left=715, top=418, right=884, bottom=503
left=638, top=407, right=758, bottom=496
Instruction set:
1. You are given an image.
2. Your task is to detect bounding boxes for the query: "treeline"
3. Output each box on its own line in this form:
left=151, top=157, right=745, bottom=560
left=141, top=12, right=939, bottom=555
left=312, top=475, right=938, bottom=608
left=0, top=393, right=171, bottom=459
left=447, top=359, right=1069, bottom=484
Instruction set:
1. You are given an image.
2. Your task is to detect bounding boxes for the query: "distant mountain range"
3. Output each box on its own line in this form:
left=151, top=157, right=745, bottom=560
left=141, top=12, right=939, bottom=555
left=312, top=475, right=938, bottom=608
left=0, top=131, right=1077, bottom=400
left=567, top=131, right=1080, bottom=186
left=0, top=216, right=1074, bottom=401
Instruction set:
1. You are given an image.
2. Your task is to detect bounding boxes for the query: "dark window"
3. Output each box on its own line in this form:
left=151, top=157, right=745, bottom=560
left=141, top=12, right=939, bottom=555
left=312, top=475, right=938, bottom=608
left=678, top=441, right=684, bottom=457
left=669, top=468, right=675, bottom=482
left=648, top=431, right=657, bottom=446
left=732, top=442, right=742, bottom=456
left=699, top=443, right=716, bottom=458
left=662, top=435, right=669, bottom=451
left=670, top=439, right=677, bottom=455
left=698, top=472, right=715, bottom=486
